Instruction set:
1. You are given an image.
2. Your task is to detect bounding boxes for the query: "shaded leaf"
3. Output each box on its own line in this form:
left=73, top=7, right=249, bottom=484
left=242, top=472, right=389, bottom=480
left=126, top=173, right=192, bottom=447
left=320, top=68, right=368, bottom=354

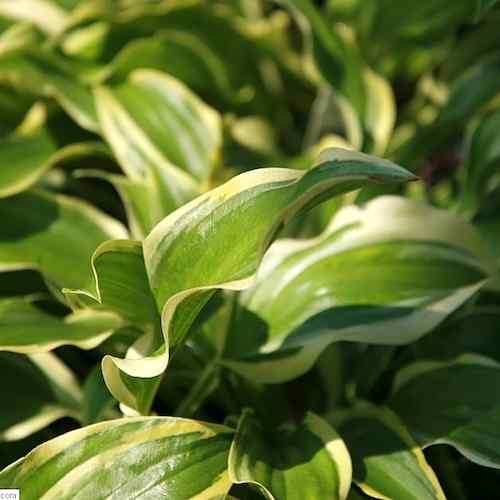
left=282, top=0, right=365, bottom=116
left=0, top=126, right=108, bottom=197
left=0, top=352, right=81, bottom=441
left=0, top=52, right=100, bottom=132
left=339, top=404, right=445, bottom=499
left=0, top=189, right=127, bottom=292
left=229, top=410, right=352, bottom=500
left=414, top=309, right=500, bottom=363
left=460, top=109, right=500, bottom=216
left=82, top=365, right=116, bottom=425
left=389, top=356, right=500, bottom=468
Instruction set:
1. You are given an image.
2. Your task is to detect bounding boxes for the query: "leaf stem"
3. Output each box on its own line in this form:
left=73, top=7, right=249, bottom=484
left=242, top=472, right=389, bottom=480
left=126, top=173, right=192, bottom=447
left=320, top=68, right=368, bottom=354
left=173, top=361, right=220, bottom=417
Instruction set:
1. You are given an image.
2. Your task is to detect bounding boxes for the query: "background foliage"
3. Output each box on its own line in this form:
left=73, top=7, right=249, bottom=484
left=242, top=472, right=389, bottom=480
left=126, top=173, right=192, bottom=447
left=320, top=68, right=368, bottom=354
left=1, top=0, right=500, bottom=498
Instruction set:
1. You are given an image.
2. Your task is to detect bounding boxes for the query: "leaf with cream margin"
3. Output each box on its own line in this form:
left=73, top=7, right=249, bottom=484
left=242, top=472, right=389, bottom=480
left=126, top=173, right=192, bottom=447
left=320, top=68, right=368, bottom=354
left=221, top=196, right=489, bottom=383
left=94, top=69, right=222, bottom=222
left=229, top=410, right=352, bottom=500
left=328, top=196, right=495, bottom=272
left=0, top=416, right=234, bottom=499
left=65, top=239, right=159, bottom=327
left=0, top=352, right=82, bottom=442
left=0, top=126, right=108, bottom=198
left=0, top=189, right=127, bottom=293
left=101, top=148, right=415, bottom=413
left=62, top=240, right=162, bottom=416
left=103, top=30, right=239, bottom=104
left=363, top=68, right=396, bottom=156
left=0, top=0, right=68, bottom=37
left=0, top=53, right=100, bottom=132
left=0, top=22, right=41, bottom=57
left=389, top=355, right=500, bottom=468
left=0, top=297, right=122, bottom=353
left=339, top=404, right=445, bottom=500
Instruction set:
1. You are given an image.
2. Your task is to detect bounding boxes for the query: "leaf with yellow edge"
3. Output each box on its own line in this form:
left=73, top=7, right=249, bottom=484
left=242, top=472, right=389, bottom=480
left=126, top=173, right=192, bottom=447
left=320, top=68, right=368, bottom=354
left=0, top=297, right=123, bottom=353
left=65, top=239, right=159, bottom=327
left=94, top=69, right=222, bottom=225
left=101, top=148, right=414, bottom=413
left=229, top=410, right=352, bottom=500
left=339, top=403, right=446, bottom=500
left=0, top=416, right=234, bottom=499
left=0, top=189, right=127, bottom=293
left=221, top=196, right=489, bottom=384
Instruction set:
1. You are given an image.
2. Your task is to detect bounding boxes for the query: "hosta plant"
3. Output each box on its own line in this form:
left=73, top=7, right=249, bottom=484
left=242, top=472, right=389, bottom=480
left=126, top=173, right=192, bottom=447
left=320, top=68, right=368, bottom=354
left=1, top=0, right=500, bottom=499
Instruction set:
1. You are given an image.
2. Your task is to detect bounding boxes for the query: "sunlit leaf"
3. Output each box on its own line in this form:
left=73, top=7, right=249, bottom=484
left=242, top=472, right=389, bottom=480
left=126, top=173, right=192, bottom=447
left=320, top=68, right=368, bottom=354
left=102, top=148, right=414, bottom=412
left=65, top=239, right=159, bottom=326
left=0, top=416, right=234, bottom=499
left=0, top=297, right=122, bottom=352
left=222, top=196, right=489, bottom=383
left=95, top=69, right=222, bottom=228
left=0, top=0, right=68, bottom=36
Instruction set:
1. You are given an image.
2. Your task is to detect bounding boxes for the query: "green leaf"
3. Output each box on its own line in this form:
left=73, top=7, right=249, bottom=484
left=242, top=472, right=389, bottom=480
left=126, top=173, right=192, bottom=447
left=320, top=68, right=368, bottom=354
left=66, top=239, right=159, bottom=326
left=0, top=126, right=108, bottom=197
left=363, top=68, right=395, bottom=155
left=474, top=0, right=500, bottom=20
left=339, top=405, right=445, bottom=500
left=81, top=365, right=116, bottom=425
left=0, top=297, right=122, bottom=352
left=0, top=53, right=100, bottom=132
left=222, top=196, right=489, bottom=383
left=0, top=0, right=68, bottom=36
left=104, top=31, right=239, bottom=103
left=0, top=352, right=81, bottom=441
left=60, top=20, right=110, bottom=61
left=389, top=356, right=500, bottom=468
left=0, top=416, right=234, bottom=499
left=442, top=17, right=500, bottom=80
left=370, top=0, right=473, bottom=41
left=229, top=410, right=352, bottom=500
left=101, top=148, right=413, bottom=413
left=414, top=309, right=500, bottom=363
left=396, top=60, right=500, bottom=170
left=95, top=68, right=222, bottom=224
left=74, top=169, right=164, bottom=239
left=460, top=109, right=500, bottom=216
left=282, top=0, right=365, bottom=116
left=0, top=22, right=41, bottom=57
left=441, top=60, right=500, bottom=125
left=0, top=189, right=127, bottom=292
